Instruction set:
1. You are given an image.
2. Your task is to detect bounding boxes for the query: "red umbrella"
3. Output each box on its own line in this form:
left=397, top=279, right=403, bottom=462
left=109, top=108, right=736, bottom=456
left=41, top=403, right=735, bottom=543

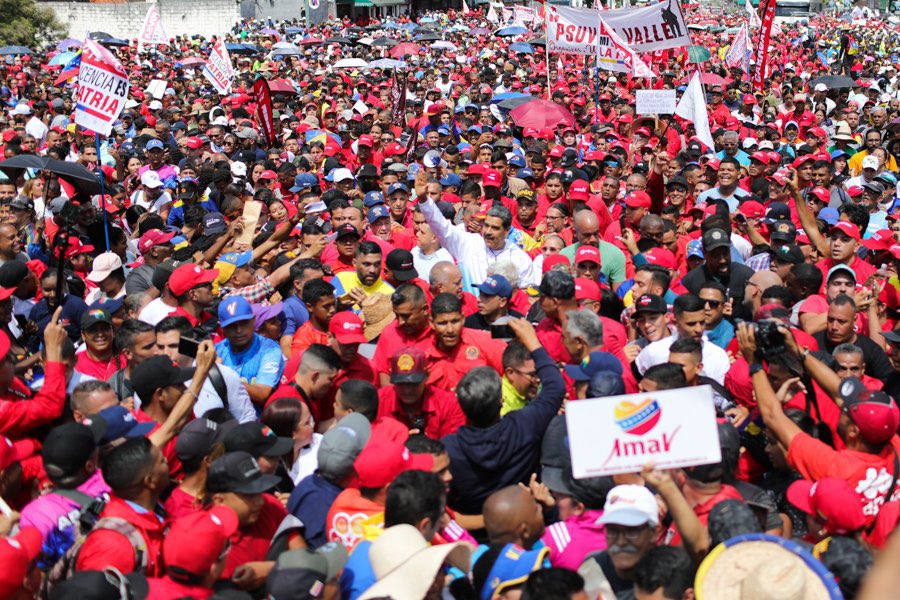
left=268, top=79, right=298, bottom=95
left=509, top=99, right=575, bottom=129
left=700, top=73, right=727, bottom=86
left=389, top=42, right=421, bottom=58
left=297, top=37, right=324, bottom=45
left=179, top=56, right=205, bottom=66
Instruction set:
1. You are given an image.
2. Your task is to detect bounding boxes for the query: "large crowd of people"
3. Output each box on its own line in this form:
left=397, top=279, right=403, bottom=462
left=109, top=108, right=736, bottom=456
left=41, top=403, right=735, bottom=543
left=3, top=1, right=900, bottom=598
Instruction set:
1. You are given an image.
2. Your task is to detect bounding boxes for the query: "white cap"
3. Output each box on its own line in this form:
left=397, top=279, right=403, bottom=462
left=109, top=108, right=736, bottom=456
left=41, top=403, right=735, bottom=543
left=742, top=138, right=758, bottom=150
left=10, top=103, right=31, bottom=116
left=212, top=116, right=229, bottom=127
left=331, top=168, right=354, bottom=183
left=305, top=200, right=328, bottom=213
left=793, top=93, right=807, bottom=103
left=148, top=100, right=163, bottom=111
left=230, top=161, right=247, bottom=177
left=140, top=170, right=163, bottom=189
left=86, top=252, right=124, bottom=283
left=596, top=485, right=659, bottom=527
left=814, top=83, right=828, bottom=92
left=862, top=155, right=880, bottom=170
left=757, top=140, right=774, bottom=150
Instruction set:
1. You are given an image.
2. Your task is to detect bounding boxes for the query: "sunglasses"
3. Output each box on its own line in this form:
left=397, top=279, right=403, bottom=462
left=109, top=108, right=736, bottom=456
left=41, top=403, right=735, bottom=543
left=703, top=299, right=724, bottom=309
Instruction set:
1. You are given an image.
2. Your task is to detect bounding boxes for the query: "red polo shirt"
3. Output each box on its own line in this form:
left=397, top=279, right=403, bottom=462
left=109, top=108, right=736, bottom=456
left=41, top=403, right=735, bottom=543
left=423, top=328, right=505, bottom=392
left=536, top=318, right=569, bottom=364
left=220, top=494, right=287, bottom=580
left=371, top=322, right=434, bottom=376
left=76, top=497, right=167, bottom=576
left=377, top=384, right=466, bottom=438
left=815, top=256, right=876, bottom=292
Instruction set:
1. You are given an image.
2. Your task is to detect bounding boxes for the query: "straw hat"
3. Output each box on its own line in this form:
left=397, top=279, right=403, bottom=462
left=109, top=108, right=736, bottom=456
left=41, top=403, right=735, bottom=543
left=361, top=292, right=395, bottom=341
left=832, top=123, right=856, bottom=142
left=359, top=524, right=471, bottom=600
left=695, top=533, right=842, bottom=600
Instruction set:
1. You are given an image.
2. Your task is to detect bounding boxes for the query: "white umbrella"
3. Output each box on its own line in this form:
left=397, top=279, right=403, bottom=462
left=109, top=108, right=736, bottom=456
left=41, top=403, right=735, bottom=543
left=430, top=41, right=457, bottom=51
left=356, top=37, right=374, bottom=46
left=333, top=58, right=368, bottom=69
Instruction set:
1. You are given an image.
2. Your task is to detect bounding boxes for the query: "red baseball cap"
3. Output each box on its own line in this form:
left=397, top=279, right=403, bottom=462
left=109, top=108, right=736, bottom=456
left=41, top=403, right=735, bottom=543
left=329, top=311, right=367, bottom=344
left=624, top=191, right=651, bottom=209
left=792, top=155, right=815, bottom=169
left=482, top=168, right=502, bottom=188
left=832, top=221, right=861, bottom=241
left=549, top=146, right=565, bottom=158
left=643, top=247, right=677, bottom=270
left=185, top=136, right=204, bottom=150
left=569, top=179, right=589, bottom=201
left=138, top=228, right=176, bottom=254
left=390, top=346, right=428, bottom=384
left=467, top=163, right=486, bottom=177
left=749, top=151, right=771, bottom=165
left=840, top=380, right=900, bottom=444
left=787, top=477, right=866, bottom=535
left=542, top=253, right=571, bottom=274
left=575, top=245, right=601, bottom=265
left=163, top=506, right=239, bottom=577
left=739, top=201, right=766, bottom=219
left=807, top=186, right=831, bottom=205
left=259, top=170, right=277, bottom=180
left=354, top=439, right=434, bottom=488
left=574, top=277, right=601, bottom=302
left=426, top=102, right=447, bottom=116
left=880, top=284, right=900, bottom=310
left=861, top=229, right=895, bottom=252
left=0, top=527, right=42, bottom=597
left=169, top=263, right=220, bottom=296
left=357, top=134, right=374, bottom=148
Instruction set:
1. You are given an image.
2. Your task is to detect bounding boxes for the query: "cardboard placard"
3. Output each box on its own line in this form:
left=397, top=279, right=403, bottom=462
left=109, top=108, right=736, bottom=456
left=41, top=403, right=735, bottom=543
left=636, top=89, right=677, bottom=115
left=566, top=386, right=721, bottom=478
left=236, top=200, right=262, bottom=246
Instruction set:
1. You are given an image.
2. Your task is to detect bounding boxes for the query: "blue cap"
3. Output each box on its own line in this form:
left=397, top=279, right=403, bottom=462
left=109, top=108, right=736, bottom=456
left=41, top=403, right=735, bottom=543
left=686, top=239, right=704, bottom=259
left=475, top=274, right=513, bottom=299
left=876, top=171, right=898, bottom=186
left=367, top=205, right=390, bottom=223
left=818, top=207, right=840, bottom=225
left=364, top=191, right=385, bottom=207
left=437, top=125, right=451, bottom=135
left=388, top=182, right=409, bottom=195
left=454, top=105, right=465, bottom=113
left=516, top=167, right=535, bottom=179
left=564, top=351, right=623, bottom=382
left=91, top=405, right=155, bottom=444
left=203, top=211, right=227, bottom=234
left=467, top=125, right=482, bottom=134
left=145, top=139, right=164, bottom=151
left=289, top=172, right=318, bottom=193
left=217, top=250, right=253, bottom=268
left=478, top=544, right=549, bottom=600
left=440, top=173, right=462, bottom=187
left=830, top=149, right=850, bottom=161
left=508, top=155, right=526, bottom=168
left=218, top=295, right=254, bottom=327
left=89, top=297, right=124, bottom=315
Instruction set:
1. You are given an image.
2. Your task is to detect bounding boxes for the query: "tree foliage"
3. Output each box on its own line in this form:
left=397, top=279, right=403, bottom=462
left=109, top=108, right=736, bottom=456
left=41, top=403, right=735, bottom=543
left=0, top=0, right=65, bottom=48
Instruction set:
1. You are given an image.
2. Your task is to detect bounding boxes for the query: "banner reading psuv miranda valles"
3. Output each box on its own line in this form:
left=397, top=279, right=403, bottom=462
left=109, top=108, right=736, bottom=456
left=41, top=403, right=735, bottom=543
left=75, top=40, right=129, bottom=137
left=547, top=2, right=690, bottom=55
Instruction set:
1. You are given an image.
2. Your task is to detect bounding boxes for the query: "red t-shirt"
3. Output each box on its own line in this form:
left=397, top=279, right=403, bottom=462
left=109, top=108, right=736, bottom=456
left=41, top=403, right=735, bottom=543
left=74, top=352, right=122, bottom=381
left=788, top=432, right=900, bottom=521
left=147, top=576, right=213, bottom=599
left=76, top=497, right=166, bottom=577
left=162, top=486, right=200, bottom=520
left=536, top=318, right=569, bottom=364
left=221, top=494, right=287, bottom=580
left=326, top=488, right=383, bottom=553
left=423, top=328, right=505, bottom=393
left=815, top=257, right=877, bottom=292
left=371, top=322, right=434, bottom=377
left=377, top=384, right=466, bottom=438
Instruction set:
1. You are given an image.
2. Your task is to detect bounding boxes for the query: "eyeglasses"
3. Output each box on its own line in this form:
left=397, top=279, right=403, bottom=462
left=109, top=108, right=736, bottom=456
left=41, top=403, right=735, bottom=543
left=703, top=299, right=723, bottom=309
left=605, top=524, right=650, bottom=542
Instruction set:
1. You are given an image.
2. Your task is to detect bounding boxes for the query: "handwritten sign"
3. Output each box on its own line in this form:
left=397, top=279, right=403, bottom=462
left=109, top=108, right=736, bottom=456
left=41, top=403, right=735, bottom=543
left=566, top=386, right=721, bottom=477
left=636, top=89, right=677, bottom=115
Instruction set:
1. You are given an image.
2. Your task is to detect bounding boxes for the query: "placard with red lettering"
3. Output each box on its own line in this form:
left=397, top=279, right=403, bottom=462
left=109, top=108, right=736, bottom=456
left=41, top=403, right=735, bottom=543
left=566, top=386, right=721, bottom=478
left=547, top=2, right=689, bottom=55
left=75, top=40, right=130, bottom=137
left=203, top=38, right=235, bottom=95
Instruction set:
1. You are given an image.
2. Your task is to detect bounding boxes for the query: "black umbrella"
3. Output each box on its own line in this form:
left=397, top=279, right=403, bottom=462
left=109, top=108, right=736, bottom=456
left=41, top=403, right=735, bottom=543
left=99, top=38, right=130, bottom=47
left=498, top=96, right=536, bottom=110
left=0, top=156, right=101, bottom=196
left=809, top=75, right=857, bottom=89
left=325, top=36, right=354, bottom=45
left=414, top=33, right=441, bottom=42
left=528, top=37, right=547, bottom=47
left=371, top=37, right=399, bottom=47
left=345, top=26, right=364, bottom=35
left=88, top=31, right=112, bottom=41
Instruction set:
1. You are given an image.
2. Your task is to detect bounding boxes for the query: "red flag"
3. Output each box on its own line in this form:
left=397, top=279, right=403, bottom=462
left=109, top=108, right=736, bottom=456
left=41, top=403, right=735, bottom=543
left=390, top=69, right=407, bottom=128
left=252, top=77, right=276, bottom=147
left=751, top=0, right=776, bottom=91
left=404, top=126, right=419, bottom=164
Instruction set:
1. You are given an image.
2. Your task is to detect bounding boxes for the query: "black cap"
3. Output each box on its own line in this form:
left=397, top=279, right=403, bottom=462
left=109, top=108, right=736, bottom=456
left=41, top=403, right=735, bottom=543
left=769, top=219, right=797, bottom=244
left=49, top=570, right=149, bottom=600
left=334, top=224, right=361, bottom=240
left=632, top=293, right=667, bottom=315
left=665, top=175, right=688, bottom=190
left=385, top=249, right=417, bottom=282
left=176, top=179, right=199, bottom=200
left=224, top=422, right=293, bottom=458
left=81, top=308, right=113, bottom=330
left=686, top=140, right=703, bottom=154
left=175, top=417, right=238, bottom=463
left=770, top=244, right=804, bottom=264
left=702, top=228, right=731, bottom=251
left=207, top=451, right=280, bottom=494
left=42, top=423, right=101, bottom=479
left=130, top=355, right=195, bottom=406
left=357, top=164, right=378, bottom=179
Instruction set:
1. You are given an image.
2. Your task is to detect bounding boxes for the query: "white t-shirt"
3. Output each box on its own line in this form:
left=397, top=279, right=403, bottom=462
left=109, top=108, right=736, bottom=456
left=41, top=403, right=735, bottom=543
left=138, top=297, right=177, bottom=326
left=289, top=434, right=323, bottom=485
left=411, top=246, right=454, bottom=283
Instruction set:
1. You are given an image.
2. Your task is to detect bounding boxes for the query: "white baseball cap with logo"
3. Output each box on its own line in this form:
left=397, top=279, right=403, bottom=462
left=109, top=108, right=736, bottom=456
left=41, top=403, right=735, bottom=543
left=140, top=170, right=163, bottom=189
left=596, top=484, right=660, bottom=527
left=862, top=155, right=880, bottom=171
left=87, top=252, right=124, bottom=283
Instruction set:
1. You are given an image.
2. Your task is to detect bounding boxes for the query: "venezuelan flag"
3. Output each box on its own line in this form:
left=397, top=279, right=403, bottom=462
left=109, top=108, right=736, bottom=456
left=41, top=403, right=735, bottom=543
left=54, top=49, right=82, bottom=86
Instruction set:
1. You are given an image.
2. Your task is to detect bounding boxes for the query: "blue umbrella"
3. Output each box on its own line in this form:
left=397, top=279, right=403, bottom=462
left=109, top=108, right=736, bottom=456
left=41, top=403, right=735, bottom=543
left=496, top=26, right=528, bottom=37
left=490, top=92, right=530, bottom=105
left=368, top=58, right=406, bottom=69
left=57, top=39, right=81, bottom=51
left=509, top=42, right=534, bottom=54
left=49, top=52, right=77, bottom=66
left=0, top=46, right=32, bottom=56
left=399, top=23, right=418, bottom=30
left=420, top=16, right=437, bottom=23
left=285, top=26, right=304, bottom=34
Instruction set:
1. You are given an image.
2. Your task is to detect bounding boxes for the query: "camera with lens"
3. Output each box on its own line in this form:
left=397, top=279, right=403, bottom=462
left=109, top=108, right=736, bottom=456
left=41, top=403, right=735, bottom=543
left=753, top=320, right=786, bottom=361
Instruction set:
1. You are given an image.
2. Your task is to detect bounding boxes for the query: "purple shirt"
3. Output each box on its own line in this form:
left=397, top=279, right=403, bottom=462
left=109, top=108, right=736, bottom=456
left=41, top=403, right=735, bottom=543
left=541, top=508, right=607, bottom=571
left=19, top=469, right=109, bottom=540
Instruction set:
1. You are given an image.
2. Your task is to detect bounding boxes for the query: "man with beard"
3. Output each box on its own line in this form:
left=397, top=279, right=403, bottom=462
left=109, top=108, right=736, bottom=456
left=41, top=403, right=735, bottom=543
left=334, top=241, right=395, bottom=309
left=681, top=228, right=754, bottom=321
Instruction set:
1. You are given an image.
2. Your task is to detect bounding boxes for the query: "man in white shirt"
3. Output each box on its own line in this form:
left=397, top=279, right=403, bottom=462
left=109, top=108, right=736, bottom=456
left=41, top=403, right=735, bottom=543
left=418, top=195, right=537, bottom=288
left=636, top=293, right=731, bottom=385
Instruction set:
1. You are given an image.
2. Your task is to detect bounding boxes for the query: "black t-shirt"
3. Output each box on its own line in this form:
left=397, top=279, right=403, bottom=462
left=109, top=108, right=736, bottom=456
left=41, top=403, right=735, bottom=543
left=464, top=309, right=524, bottom=331
left=812, top=331, right=894, bottom=381
left=587, top=551, right=634, bottom=600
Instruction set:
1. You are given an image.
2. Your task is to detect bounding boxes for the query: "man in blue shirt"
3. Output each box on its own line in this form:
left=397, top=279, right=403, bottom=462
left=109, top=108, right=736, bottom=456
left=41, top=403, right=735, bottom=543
left=215, top=296, right=284, bottom=408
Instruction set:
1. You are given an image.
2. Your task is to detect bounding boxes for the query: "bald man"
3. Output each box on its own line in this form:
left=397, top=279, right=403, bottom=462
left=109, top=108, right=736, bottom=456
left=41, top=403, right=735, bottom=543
left=742, top=270, right=782, bottom=317
left=429, top=261, right=478, bottom=316
left=560, top=210, right=628, bottom=291
left=482, top=485, right=546, bottom=550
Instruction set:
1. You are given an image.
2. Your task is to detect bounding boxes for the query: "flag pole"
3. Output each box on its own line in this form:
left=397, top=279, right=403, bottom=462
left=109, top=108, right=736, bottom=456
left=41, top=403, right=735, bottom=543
left=95, top=134, right=110, bottom=252
left=545, top=12, right=551, bottom=93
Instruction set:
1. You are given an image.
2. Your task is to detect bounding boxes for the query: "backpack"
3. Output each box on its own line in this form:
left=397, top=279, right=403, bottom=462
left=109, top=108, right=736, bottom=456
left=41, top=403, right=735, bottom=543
left=40, top=493, right=147, bottom=599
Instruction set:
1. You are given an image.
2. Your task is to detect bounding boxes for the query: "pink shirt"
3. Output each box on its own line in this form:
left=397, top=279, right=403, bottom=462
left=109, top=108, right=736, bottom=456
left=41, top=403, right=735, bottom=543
left=19, top=469, right=109, bottom=540
left=541, top=509, right=607, bottom=571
